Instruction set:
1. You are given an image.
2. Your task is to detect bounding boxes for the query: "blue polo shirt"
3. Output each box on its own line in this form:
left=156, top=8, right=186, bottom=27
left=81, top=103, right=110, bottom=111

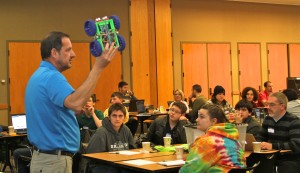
left=25, top=61, right=80, bottom=153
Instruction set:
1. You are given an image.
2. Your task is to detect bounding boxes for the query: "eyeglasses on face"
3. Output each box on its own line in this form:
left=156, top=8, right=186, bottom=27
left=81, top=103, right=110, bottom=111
left=169, top=108, right=181, bottom=114
left=267, top=102, right=282, bottom=107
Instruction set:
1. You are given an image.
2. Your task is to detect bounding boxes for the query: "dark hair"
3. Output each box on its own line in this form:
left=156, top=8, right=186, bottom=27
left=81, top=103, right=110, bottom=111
left=235, top=100, right=253, bottom=113
left=171, top=101, right=187, bottom=114
left=108, top=103, right=126, bottom=117
left=91, top=94, right=96, bottom=102
left=111, top=92, right=124, bottom=99
left=211, top=85, right=227, bottom=105
left=241, top=87, right=258, bottom=101
left=118, top=81, right=128, bottom=88
left=282, top=89, right=298, bottom=101
left=40, top=31, right=70, bottom=60
left=201, top=103, right=227, bottom=123
left=192, top=84, right=202, bottom=93
left=264, top=81, right=271, bottom=88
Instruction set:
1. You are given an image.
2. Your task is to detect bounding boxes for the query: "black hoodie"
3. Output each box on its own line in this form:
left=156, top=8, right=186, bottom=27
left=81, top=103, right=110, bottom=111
left=87, top=117, right=135, bottom=153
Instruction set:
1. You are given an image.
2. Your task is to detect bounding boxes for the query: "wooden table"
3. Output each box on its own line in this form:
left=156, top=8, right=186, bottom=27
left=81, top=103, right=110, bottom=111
left=0, top=132, right=27, bottom=172
left=83, top=149, right=174, bottom=165
left=244, top=149, right=292, bottom=158
left=116, top=154, right=187, bottom=173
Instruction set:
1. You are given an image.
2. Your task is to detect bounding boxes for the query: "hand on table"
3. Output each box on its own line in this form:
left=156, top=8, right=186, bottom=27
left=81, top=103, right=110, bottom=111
left=261, top=142, right=272, bottom=150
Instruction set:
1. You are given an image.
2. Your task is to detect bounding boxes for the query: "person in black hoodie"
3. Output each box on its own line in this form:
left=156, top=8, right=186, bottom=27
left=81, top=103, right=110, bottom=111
left=86, top=103, right=135, bottom=173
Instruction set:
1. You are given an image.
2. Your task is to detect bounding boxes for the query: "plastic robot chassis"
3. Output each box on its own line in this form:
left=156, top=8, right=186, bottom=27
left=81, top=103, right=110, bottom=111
left=84, top=15, right=126, bottom=57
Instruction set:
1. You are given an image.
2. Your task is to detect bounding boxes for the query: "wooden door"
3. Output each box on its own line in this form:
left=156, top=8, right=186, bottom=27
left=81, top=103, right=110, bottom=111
left=62, top=43, right=90, bottom=89
left=9, top=42, right=41, bottom=114
left=182, top=43, right=209, bottom=100
left=207, top=43, right=232, bottom=104
left=238, top=43, right=261, bottom=91
left=267, top=44, right=288, bottom=92
left=130, top=0, right=153, bottom=106
left=289, top=44, right=300, bottom=77
left=91, top=52, right=122, bottom=111
left=155, top=0, right=173, bottom=108
left=9, top=42, right=91, bottom=114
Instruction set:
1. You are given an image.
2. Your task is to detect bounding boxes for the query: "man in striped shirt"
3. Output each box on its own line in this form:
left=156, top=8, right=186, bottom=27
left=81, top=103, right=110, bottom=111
left=256, top=92, right=300, bottom=173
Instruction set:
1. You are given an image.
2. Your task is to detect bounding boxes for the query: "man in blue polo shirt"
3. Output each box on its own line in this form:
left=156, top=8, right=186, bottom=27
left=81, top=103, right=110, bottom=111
left=25, top=31, right=117, bottom=173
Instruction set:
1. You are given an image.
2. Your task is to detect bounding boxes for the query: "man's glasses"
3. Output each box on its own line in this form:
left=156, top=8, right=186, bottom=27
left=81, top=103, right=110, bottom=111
left=169, top=108, right=181, bottom=114
left=267, top=102, right=282, bottom=107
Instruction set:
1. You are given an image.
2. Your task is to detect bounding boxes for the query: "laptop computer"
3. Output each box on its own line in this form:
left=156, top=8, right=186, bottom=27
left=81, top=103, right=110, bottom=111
left=245, top=133, right=257, bottom=151
left=129, top=99, right=145, bottom=113
left=11, top=113, right=27, bottom=134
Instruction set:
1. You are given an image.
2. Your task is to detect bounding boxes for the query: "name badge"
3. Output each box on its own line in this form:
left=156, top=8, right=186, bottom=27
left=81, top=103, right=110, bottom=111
left=268, top=128, right=274, bottom=133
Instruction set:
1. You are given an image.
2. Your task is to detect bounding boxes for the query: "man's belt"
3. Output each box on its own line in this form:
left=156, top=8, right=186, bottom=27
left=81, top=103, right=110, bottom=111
left=33, top=146, right=74, bottom=157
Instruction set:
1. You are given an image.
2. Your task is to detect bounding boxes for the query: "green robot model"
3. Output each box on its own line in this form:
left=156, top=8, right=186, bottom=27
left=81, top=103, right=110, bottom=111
left=84, top=15, right=126, bottom=57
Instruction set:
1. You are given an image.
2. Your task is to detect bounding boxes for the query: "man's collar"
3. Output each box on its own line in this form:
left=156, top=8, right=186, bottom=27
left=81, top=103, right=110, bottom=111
left=272, top=111, right=286, bottom=122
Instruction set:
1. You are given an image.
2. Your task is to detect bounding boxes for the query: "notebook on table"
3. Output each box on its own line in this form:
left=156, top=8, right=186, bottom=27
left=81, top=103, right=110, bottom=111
left=11, top=113, right=27, bottom=134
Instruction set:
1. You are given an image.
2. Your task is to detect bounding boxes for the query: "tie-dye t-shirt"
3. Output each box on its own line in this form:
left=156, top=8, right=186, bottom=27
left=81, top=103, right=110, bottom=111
left=180, top=123, right=245, bottom=173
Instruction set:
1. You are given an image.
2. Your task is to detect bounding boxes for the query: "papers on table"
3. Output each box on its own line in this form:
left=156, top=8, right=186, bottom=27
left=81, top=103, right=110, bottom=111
left=108, top=150, right=141, bottom=155
left=137, top=113, right=152, bottom=117
left=123, top=159, right=156, bottom=166
left=158, top=160, right=185, bottom=166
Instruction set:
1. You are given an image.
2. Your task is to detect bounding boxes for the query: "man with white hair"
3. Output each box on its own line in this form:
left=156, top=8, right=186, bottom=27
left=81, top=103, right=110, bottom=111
left=256, top=92, right=300, bottom=173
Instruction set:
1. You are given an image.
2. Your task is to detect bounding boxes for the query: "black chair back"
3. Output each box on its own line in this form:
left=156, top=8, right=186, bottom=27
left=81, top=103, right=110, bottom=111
left=246, top=151, right=280, bottom=173
left=229, top=161, right=260, bottom=173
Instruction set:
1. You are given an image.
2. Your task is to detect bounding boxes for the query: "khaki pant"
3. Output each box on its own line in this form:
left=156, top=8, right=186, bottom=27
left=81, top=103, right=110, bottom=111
left=30, top=150, right=72, bottom=173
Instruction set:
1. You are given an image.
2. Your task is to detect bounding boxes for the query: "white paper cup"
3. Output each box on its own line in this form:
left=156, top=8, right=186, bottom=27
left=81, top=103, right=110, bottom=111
left=8, top=126, right=14, bottom=135
left=142, top=142, right=151, bottom=153
left=163, top=137, right=171, bottom=147
left=253, top=142, right=261, bottom=153
left=175, top=146, right=184, bottom=159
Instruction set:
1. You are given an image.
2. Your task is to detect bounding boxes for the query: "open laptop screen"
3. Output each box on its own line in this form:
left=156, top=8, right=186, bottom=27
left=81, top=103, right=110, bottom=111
left=11, top=114, right=27, bottom=130
left=129, top=100, right=145, bottom=113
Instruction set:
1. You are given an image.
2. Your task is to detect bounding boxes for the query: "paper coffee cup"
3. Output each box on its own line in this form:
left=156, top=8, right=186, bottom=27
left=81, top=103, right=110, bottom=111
left=252, top=142, right=261, bottom=153
left=8, top=126, right=14, bottom=135
left=142, top=142, right=151, bottom=153
left=163, top=137, right=171, bottom=147
left=175, top=146, right=184, bottom=159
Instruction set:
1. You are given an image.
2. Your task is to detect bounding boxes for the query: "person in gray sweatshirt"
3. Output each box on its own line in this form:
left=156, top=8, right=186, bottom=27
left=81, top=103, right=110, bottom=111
left=86, top=103, right=135, bottom=173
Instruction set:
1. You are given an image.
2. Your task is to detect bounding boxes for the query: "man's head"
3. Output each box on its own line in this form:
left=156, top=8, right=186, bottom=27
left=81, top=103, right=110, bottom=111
left=41, top=31, right=76, bottom=72
left=118, top=81, right=129, bottom=95
left=84, top=95, right=96, bottom=108
left=110, top=92, right=124, bottom=104
left=267, top=92, right=288, bottom=119
left=264, top=81, right=273, bottom=93
left=168, top=101, right=187, bottom=122
left=235, top=100, right=253, bottom=120
left=108, top=103, right=126, bottom=130
left=191, top=84, right=202, bottom=97
left=282, top=89, right=298, bottom=102
left=83, top=95, right=96, bottom=117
